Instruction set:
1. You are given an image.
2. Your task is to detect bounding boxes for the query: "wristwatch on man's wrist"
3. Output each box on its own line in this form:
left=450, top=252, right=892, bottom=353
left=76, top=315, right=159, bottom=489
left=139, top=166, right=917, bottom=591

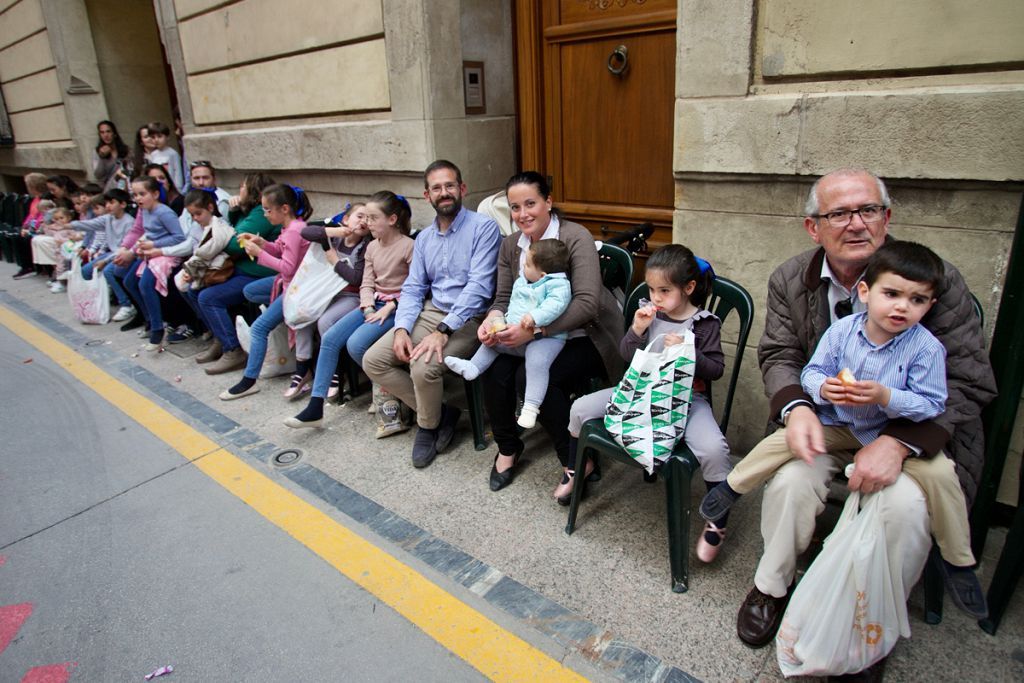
left=781, top=400, right=814, bottom=426
left=436, top=322, right=453, bottom=337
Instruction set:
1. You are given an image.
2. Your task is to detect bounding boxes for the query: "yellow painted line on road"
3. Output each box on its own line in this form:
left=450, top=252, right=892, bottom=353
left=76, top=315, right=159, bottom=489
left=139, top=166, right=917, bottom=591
left=0, top=305, right=587, bottom=683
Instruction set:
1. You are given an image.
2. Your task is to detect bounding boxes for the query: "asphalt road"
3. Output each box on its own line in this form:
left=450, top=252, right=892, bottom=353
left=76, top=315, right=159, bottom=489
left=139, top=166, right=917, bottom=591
left=0, top=324, right=486, bottom=682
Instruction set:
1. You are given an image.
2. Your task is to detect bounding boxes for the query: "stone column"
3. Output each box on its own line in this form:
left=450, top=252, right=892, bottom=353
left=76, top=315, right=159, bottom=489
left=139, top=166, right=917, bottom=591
left=39, top=0, right=110, bottom=180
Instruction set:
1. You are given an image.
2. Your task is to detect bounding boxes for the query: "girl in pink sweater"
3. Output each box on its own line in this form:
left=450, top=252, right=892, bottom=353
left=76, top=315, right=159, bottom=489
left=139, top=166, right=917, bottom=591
left=219, top=184, right=312, bottom=400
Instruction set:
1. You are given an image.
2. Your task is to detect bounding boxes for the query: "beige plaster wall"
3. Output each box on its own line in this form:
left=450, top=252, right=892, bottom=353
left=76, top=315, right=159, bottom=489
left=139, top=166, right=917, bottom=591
left=0, top=0, right=76, bottom=175
left=189, top=40, right=390, bottom=124
left=177, top=0, right=384, bottom=73
left=155, top=0, right=515, bottom=220
left=675, top=0, right=1024, bottom=453
left=0, top=0, right=176, bottom=178
left=174, top=0, right=388, bottom=125
left=0, top=0, right=44, bottom=49
left=759, top=0, right=1024, bottom=78
left=0, top=0, right=70, bottom=145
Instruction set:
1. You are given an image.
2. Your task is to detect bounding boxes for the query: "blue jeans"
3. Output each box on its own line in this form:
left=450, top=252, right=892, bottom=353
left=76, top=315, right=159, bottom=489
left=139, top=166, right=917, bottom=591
left=243, top=294, right=284, bottom=380
left=310, top=302, right=395, bottom=398
left=103, top=257, right=137, bottom=307
left=82, top=253, right=113, bottom=281
left=122, top=263, right=165, bottom=333
left=183, top=273, right=258, bottom=351
left=243, top=276, right=275, bottom=305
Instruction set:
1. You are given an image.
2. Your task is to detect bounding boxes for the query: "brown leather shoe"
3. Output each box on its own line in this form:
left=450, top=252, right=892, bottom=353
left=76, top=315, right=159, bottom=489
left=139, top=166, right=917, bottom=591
left=204, top=347, right=247, bottom=375
left=195, top=339, right=223, bottom=364
left=828, top=656, right=887, bottom=682
left=737, top=585, right=790, bottom=648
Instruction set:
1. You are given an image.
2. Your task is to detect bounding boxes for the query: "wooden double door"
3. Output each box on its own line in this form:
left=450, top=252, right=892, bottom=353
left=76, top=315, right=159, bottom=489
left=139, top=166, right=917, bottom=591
left=515, top=0, right=677, bottom=260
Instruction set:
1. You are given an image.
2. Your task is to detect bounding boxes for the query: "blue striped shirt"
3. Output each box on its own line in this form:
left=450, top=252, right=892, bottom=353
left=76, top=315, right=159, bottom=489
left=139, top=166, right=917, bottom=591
left=801, top=312, right=947, bottom=446
left=395, top=207, right=501, bottom=332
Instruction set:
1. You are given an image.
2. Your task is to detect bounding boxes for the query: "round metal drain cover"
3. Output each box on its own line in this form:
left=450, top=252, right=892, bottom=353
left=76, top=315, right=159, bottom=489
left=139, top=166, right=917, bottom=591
left=272, top=448, right=304, bottom=467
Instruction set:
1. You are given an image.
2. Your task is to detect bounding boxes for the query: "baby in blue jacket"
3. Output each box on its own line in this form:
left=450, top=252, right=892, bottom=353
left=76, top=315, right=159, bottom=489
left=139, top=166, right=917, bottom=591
left=446, top=238, right=571, bottom=428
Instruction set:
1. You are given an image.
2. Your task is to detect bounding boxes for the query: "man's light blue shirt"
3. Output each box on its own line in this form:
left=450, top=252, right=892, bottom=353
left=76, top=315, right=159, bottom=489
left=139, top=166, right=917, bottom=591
left=395, top=206, right=501, bottom=332
left=801, top=312, right=947, bottom=446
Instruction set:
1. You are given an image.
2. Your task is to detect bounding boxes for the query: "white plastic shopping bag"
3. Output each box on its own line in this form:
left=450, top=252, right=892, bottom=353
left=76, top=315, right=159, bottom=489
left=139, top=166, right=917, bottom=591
left=603, top=332, right=696, bottom=473
left=776, top=487, right=911, bottom=677
left=67, top=255, right=110, bottom=325
left=282, top=243, right=347, bottom=329
left=235, top=307, right=295, bottom=379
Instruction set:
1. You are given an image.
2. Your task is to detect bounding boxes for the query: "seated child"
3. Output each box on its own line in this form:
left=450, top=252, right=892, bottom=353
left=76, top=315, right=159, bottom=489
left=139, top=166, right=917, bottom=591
left=445, top=238, right=571, bottom=429
left=76, top=194, right=108, bottom=259
left=70, top=189, right=134, bottom=284
left=174, top=189, right=235, bottom=292
left=31, top=207, right=82, bottom=292
left=566, top=244, right=732, bottom=562
left=700, top=240, right=986, bottom=617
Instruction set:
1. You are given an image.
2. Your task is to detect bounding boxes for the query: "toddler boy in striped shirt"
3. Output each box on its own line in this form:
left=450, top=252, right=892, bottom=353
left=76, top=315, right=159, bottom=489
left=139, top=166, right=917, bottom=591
left=701, top=240, right=983, bottom=615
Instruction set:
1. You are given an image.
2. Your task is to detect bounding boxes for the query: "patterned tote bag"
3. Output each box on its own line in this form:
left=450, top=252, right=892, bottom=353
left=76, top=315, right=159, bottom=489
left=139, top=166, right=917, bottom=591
left=604, top=332, right=696, bottom=473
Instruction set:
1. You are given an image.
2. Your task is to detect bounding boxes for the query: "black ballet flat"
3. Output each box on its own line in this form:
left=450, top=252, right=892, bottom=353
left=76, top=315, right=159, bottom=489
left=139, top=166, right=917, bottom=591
left=489, top=448, right=523, bottom=492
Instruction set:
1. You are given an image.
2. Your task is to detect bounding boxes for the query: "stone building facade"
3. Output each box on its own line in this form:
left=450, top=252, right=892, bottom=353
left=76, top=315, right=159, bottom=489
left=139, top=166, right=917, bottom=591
left=0, top=0, right=1021, bottom=501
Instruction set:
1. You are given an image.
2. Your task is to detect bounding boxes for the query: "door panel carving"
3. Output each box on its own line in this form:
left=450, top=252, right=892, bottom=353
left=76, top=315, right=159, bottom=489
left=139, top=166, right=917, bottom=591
left=516, top=0, right=677, bottom=267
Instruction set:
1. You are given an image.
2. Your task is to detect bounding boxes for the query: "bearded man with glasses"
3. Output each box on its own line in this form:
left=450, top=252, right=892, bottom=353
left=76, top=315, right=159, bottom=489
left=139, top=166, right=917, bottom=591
left=733, top=168, right=996, bottom=681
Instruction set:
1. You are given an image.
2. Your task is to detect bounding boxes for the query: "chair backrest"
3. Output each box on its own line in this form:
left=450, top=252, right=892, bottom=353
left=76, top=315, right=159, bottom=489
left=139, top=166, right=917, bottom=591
left=14, top=194, right=31, bottom=226
left=598, top=242, right=633, bottom=299
left=623, top=276, right=754, bottom=434
left=0, top=194, right=16, bottom=226
left=476, top=190, right=514, bottom=237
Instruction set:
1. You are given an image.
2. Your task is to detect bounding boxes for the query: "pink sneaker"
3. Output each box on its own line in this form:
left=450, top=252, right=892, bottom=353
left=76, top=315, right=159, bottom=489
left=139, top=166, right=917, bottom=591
left=695, top=520, right=726, bottom=563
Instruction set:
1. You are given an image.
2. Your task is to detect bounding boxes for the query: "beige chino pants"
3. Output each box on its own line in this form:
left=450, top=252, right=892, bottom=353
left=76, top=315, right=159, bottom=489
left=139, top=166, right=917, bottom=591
left=362, top=301, right=481, bottom=430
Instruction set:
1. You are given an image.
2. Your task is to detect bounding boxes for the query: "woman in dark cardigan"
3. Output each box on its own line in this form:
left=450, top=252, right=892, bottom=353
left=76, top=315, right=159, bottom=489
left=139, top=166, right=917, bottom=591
left=479, top=171, right=623, bottom=496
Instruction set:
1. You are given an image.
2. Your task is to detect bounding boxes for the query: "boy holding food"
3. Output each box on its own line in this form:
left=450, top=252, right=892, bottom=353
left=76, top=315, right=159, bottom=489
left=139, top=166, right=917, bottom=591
left=700, top=240, right=983, bottom=613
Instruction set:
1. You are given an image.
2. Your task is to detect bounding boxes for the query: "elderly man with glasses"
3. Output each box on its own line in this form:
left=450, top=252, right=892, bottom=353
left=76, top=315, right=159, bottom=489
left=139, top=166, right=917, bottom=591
left=733, top=168, right=995, bottom=681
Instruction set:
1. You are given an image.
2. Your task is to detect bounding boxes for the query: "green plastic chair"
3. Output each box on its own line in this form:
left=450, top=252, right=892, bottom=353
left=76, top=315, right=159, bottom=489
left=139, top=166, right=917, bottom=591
left=565, top=276, right=755, bottom=593
left=919, top=292, right=985, bottom=625
left=598, top=242, right=634, bottom=297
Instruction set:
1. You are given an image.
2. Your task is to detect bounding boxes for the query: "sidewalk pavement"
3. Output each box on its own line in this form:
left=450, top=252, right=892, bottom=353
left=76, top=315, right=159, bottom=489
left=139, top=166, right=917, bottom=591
left=2, top=263, right=1021, bottom=682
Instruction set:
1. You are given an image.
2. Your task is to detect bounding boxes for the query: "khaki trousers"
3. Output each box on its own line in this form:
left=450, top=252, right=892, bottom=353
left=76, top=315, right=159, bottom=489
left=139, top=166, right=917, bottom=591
left=730, top=426, right=974, bottom=567
left=748, top=427, right=937, bottom=597
left=362, top=301, right=480, bottom=429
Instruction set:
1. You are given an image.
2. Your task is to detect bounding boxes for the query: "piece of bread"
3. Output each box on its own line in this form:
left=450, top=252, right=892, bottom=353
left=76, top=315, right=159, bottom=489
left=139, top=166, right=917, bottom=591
left=490, top=321, right=507, bottom=333
left=838, top=368, right=857, bottom=385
